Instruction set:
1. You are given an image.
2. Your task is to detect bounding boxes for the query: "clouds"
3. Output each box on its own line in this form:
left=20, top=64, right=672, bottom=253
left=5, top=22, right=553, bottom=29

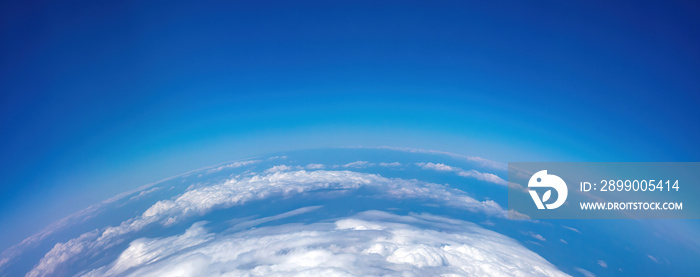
left=4, top=148, right=682, bottom=277
left=562, top=226, right=581, bottom=234
left=206, top=160, right=260, bottom=173
left=521, top=231, right=547, bottom=242
left=416, top=162, right=458, bottom=172
left=416, top=162, right=508, bottom=186
left=367, top=146, right=508, bottom=170
left=27, top=169, right=515, bottom=276
left=85, top=210, right=567, bottom=277
left=97, top=222, right=213, bottom=276
left=264, top=165, right=294, bottom=173
left=305, top=163, right=325, bottom=169
left=574, top=267, right=595, bottom=277
left=342, top=161, right=374, bottom=168
left=647, top=255, right=658, bottom=263
left=597, top=260, right=607, bottom=268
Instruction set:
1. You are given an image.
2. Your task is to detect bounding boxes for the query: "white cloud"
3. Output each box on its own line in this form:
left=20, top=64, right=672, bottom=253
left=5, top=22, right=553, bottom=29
left=0, top=173, right=175, bottom=273
left=86, top=211, right=567, bottom=277
left=508, top=209, right=532, bottom=220
left=456, top=170, right=508, bottom=186
left=521, top=231, right=546, bottom=241
left=94, top=222, right=213, bottom=276
left=378, top=162, right=402, bottom=167
left=28, top=170, right=516, bottom=276
left=416, top=162, right=508, bottom=186
left=416, top=162, right=457, bottom=172
left=228, top=206, right=323, bottom=232
left=559, top=239, right=568, bottom=244
left=264, top=165, right=294, bottom=173
left=305, top=164, right=325, bottom=169
left=597, top=260, right=607, bottom=268
left=562, top=226, right=581, bottom=234
left=129, top=187, right=162, bottom=201
left=508, top=181, right=530, bottom=193
left=206, top=160, right=260, bottom=173
left=343, top=161, right=374, bottom=168
left=647, top=255, right=658, bottom=263
left=366, top=146, right=507, bottom=170
left=0, top=163, right=214, bottom=273
left=574, top=267, right=596, bottom=277
left=266, top=155, right=287, bottom=160
left=464, top=156, right=508, bottom=171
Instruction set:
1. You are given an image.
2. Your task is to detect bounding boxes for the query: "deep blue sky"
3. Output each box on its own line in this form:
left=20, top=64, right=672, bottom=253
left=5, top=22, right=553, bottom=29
left=1, top=0, right=699, bottom=247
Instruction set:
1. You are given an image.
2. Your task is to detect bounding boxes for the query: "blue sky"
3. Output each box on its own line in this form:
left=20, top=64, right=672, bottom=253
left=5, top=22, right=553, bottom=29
left=1, top=0, right=699, bottom=247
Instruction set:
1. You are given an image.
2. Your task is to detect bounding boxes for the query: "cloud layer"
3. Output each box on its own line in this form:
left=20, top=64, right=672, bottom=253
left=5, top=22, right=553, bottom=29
left=84, top=210, right=567, bottom=277
left=27, top=169, right=513, bottom=276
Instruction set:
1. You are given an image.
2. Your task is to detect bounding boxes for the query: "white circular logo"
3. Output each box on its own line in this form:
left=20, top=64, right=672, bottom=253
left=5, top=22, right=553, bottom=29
left=528, top=170, right=568, bottom=209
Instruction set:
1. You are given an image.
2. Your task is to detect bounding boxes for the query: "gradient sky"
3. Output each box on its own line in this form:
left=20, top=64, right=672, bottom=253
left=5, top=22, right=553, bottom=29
left=1, top=0, right=699, bottom=248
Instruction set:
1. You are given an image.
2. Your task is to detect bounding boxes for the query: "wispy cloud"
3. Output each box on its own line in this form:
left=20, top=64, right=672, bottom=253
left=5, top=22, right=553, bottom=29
left=562, top=226, right=581, bottom=234
left=343, top=161, right=374, bottom=168
left=128, top=187, right=163, bottom=201
left=206, top=160, right=260, bottom=173
left=364, top=146, right=507, bottom=170
left=305, top=163, right=325, bottom=169
left=416, top=162, right=508, bottom=186
left=574, top=267, right=596, bottom=277
left=647, top=255, right=658, bottom=263
left=521, top=231, right=546, bottom=241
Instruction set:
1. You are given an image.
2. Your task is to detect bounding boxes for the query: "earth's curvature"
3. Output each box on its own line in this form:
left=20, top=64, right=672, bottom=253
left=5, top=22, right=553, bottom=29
left=0, top=148, right=684, bottom=276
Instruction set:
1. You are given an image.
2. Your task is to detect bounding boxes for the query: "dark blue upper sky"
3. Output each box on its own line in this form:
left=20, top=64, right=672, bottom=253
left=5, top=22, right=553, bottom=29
left=1, top=0, right=699, bottom=246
